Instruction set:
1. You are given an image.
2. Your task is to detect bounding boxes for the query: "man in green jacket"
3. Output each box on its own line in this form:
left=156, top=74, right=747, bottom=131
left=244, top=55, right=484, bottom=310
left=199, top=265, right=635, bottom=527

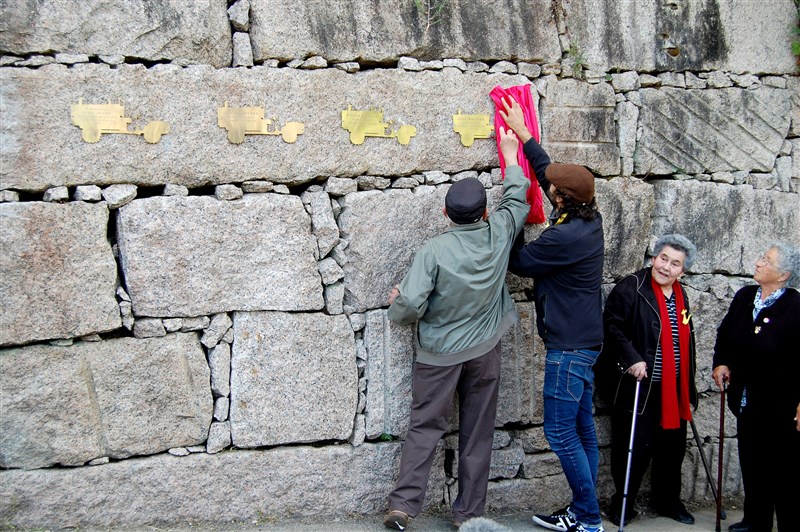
left=384, top=127, right=530, bottom=530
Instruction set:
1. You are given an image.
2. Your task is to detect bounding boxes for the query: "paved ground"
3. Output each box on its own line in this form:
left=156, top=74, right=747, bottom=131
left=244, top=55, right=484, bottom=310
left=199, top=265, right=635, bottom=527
left=109, top=505, right=742, bottom=532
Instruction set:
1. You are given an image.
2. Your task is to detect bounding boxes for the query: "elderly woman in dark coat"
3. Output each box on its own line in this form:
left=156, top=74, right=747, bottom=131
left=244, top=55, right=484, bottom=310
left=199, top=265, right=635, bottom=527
left=599, top=234, right=699, bottom=526
left=712, top=243, right=800, bottom=532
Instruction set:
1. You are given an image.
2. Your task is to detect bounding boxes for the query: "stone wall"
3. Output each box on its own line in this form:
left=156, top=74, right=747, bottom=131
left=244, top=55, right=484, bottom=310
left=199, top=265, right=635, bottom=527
left=1, top=0, right=798, bottom=528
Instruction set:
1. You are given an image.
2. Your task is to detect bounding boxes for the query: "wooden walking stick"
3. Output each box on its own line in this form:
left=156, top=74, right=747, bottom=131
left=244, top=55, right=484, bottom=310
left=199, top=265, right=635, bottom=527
left=690, top=419, right=726, bottom=520
left=716, top=380, right=727, bottom=532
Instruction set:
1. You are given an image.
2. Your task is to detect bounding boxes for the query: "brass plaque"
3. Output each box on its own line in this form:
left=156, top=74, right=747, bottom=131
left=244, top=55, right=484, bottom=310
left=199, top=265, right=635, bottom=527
left=341, top=105, right=416, bottom=145
left=71, top=99, right=169, bottom=143
left=217, top=102, right=305, bottom=144
left=452, top=110, right=494, bottom=147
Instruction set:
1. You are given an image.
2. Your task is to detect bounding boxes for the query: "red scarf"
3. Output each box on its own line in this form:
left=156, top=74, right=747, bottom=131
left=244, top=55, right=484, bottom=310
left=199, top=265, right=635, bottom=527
left=651, top=275, right=692, bottom=429
left=489, top=84, right=546, bottom=224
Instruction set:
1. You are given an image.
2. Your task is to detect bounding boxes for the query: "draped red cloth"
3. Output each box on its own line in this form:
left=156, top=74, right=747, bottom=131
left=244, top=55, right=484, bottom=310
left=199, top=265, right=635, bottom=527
left=490, top=85, right=545, bottom=224
left=650, top=276, right=693, bottom=429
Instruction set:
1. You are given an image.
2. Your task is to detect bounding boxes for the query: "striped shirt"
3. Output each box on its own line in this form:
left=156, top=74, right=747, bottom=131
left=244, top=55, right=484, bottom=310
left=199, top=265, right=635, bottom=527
left=652, top=292, right=680, bottom=382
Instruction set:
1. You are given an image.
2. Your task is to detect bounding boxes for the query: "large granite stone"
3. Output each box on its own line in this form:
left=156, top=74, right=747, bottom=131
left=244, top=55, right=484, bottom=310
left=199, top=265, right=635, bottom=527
left=635, top=87, right=790, bottom=175
left=541, top=78, right=620, bottom=176
left=0, top=0, right=231, bottom=67
left=652, top=180, right=800, bottom=275
left=596, top=177, right=655, bottom=281
left=0, top=66, right=529, bottom=192
left=0, top=333, right=212, bottom=469
left=339, top=185, right=450, bottom=312
left=363, top=309, right=415, bottom=439
left=249, top=0, right=561, bottom=63
left=495, top=302, right=538, bottom=426
left=562, top=0, right=797, bottom=74
left=0, top=201, right=120, bottom=346
left=117, top=195, right=323, bottom=317
left=230, top=312, right=357, bottom=447
left=0, top=443, right=447, bottom=528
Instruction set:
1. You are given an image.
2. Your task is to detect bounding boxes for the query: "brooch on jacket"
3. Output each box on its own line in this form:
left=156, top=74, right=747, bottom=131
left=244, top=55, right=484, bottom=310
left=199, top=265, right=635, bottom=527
left=681, top=309, right=691, bottom=325
left=754, top=317, right=769, bottom=334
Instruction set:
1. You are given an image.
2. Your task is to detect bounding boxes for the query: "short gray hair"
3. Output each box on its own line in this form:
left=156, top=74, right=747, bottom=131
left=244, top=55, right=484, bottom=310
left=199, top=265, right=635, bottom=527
left=653, top=234, right=697, bottom=271
left=771, top=242, right=800, bottom=289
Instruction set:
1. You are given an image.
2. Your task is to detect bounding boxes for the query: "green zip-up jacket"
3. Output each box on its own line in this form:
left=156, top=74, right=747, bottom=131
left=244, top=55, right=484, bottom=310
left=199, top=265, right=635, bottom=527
left=387, top=166, right=530, bottom=366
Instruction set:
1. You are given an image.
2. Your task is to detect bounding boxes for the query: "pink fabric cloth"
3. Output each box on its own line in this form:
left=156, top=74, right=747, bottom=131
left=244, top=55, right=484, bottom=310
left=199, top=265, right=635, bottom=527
left=490, top=85, right=545, bottom=224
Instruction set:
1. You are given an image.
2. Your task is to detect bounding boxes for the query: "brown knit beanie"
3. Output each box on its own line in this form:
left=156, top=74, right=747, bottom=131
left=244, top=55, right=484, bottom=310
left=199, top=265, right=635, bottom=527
left=545, top=163, right=595, bottom=204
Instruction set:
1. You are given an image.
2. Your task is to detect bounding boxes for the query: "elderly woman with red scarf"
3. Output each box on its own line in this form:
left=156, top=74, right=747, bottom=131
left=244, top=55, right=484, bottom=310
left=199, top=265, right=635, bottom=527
left=599, top=234, right=698, bottom=527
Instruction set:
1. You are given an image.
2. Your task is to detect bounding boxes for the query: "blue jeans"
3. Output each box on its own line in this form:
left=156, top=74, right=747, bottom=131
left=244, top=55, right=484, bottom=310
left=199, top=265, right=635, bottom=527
left=543, top=349, right=601, bottom=527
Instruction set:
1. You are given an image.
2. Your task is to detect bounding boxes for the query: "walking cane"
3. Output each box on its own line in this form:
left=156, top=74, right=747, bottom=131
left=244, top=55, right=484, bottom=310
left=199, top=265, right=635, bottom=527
left=689, top=419, right=726, bottom=520
left=619, top=379, right=641, bottom=532
left=716, top=380, right=727, bottom=532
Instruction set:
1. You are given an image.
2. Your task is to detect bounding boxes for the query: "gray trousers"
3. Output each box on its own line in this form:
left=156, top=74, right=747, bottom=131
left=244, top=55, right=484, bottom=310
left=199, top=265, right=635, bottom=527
left=387, top=342, right=502, bottom=522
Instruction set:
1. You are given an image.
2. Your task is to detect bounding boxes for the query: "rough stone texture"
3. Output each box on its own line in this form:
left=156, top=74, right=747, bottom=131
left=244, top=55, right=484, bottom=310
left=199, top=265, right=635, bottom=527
left=249, top=0, right=560, bottom=64
left=339, top=185, right=450, bottom=312
left=563, top=0, right=796, bottom=74
left=232, top=32, right=254, bottom=67
left=117, top=195, right=323, bottom=317
left=231, top=312, right=357, bottom=447
left=214, top=397, right=230, bottom=421
left=0, top=443, right=448, bottom=528
left=495, top=302, right=538, bottom=426
left=652, top=180, right=800, bottom=276
left=1, top=66, right=531, bottom=192
left=228, top=0, right=250, bottom=31
left=0, top=333, right=212, bottom=469
left=43, top=186, right=69, bottom=202
left=206, top=421, right=231, bottom=454
left=596, top=177, right=654, bottom=281
left=635, top=87, right=790, bottom=175
left=201, top=313, right=233, bottom=349
left=208, top=342, right=231, bottom=398
left=541, top=79, right=620, bottom=176
left=133, top=317, right=167, bottom=339
left=0, top=202, right=120, bottom=346
left=0, top=0, right=232, bottom=67
left=363, top=310, right=415, bottom=439
left=102, top=184, right=137, bottom=209
left=74, top=185, right=102, bottom=202
left=214, top=184, right=243, bottom=200
left=302, top=190, right=339, bottom=257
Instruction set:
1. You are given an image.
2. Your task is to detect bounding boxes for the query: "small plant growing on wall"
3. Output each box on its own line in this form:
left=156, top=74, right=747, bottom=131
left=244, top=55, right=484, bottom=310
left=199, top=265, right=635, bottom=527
left=567, top=41, right=589, bottom=79
left=414, top=0, right=448, bottom=35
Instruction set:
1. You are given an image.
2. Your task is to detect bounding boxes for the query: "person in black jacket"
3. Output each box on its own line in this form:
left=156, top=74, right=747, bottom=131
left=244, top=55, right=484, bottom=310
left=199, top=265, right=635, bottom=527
left=712, top=243, right=800, bottom=532
left=599, top=234, right=698, bottom=527
left=501, top=96, right=605, bottom=532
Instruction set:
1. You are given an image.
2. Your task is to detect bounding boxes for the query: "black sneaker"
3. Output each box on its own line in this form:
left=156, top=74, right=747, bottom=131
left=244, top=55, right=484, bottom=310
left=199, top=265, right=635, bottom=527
left=532, top=505, right=577, bottom=531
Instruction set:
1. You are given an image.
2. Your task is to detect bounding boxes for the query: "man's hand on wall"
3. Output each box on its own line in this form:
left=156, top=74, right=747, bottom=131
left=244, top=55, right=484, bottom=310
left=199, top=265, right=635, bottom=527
left=388, top=285, right=400, bottom=305
left=498, top=126, right=519, bottom=166
left=499, top=96, right=532, bottom=144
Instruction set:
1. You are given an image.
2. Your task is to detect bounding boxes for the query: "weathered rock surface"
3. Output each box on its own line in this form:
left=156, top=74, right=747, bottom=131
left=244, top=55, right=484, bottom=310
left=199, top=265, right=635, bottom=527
left=339, top=185, right=450, bottom=312
left=0, top=443, right=446, bottom=528
left=495, top=302, right=538, bottom=426
left=231, top=312, right=357, bottom=447
left=1, top=66, right=529, bottom=191
left=635, top=87, right=790, bottom=175
left=652, top=180, right=800, bottom=275
left=0, top=0, right=232, bottom=67
left=0, top=201, right=120, bottom=346
left=540, top=78, right=620, bottom=176
left=0, top=333, right=212, bottom=469
left=563, top=0, right=797, bottom=74
left=596, top=177, right=655, bottom=281
left=363, top=310, right=415, bottom=439
left=117, top=195, right=323, bottom=317
left=249, top=0, right=561, bottom=64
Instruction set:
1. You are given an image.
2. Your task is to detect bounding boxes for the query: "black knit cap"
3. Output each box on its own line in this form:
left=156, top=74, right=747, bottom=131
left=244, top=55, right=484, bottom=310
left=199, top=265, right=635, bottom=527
left=445, top=178, right=487, bottom=224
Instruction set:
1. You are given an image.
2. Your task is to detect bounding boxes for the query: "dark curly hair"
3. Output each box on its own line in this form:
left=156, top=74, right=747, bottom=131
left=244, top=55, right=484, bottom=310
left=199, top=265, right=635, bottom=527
left=554, top=189, right=599, bottom=221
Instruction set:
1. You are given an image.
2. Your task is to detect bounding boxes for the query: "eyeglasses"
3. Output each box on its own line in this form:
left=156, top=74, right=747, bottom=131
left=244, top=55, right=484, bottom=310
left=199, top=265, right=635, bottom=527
left=756, top=256, right=779, bottom=269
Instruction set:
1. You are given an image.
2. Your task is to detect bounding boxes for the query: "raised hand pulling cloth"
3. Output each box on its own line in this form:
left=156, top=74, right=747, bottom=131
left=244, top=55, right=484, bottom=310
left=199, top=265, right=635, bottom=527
left=490, top=85, right=545, bottom=224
